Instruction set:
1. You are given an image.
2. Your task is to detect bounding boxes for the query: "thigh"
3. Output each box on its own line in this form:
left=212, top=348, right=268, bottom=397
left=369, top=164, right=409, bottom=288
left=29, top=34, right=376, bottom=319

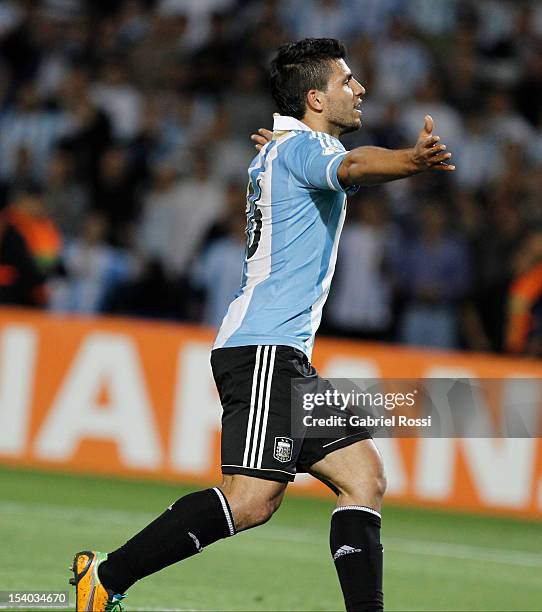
left=309, top=439, right=385, bottom=509
left=296, top=376, right=372, bottom=475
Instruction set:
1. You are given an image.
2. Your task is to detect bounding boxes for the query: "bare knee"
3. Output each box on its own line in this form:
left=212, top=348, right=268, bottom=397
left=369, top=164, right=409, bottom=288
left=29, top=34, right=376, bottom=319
left=339, top=458, right=386, bottom=505
left=359, top=450, right=387, bottom=498
left=368, top=463, right=387, bottom=500
left=219, top=475, right=286, bottom=531
left=229, top=487, right=282, bottom=529
left=310, top=440, right=387, bottom=510
left=244, top=495, right=282, bottom=528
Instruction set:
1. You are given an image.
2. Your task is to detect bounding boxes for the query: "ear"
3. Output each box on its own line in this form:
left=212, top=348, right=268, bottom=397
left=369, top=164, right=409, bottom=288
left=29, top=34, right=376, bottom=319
left=306, top=89, right=324, bottom=113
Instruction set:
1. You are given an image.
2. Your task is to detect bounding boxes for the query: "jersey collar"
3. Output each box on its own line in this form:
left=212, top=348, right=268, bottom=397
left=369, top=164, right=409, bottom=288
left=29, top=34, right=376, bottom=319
left=273, top=115, right=311, bottom=132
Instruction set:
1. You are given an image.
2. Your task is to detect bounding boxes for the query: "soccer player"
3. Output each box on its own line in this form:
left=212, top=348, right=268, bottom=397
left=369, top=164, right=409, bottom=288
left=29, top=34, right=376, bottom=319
left=70, top=38, right=454, bottom=612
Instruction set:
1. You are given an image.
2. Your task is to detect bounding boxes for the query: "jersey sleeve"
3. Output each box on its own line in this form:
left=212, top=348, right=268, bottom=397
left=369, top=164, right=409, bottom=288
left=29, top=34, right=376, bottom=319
left=287, top=133, right=358, bottom=194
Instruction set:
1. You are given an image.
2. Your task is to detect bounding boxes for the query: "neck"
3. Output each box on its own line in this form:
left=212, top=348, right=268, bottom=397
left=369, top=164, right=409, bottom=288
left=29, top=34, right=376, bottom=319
left=300, top=114, right=341, bottom=138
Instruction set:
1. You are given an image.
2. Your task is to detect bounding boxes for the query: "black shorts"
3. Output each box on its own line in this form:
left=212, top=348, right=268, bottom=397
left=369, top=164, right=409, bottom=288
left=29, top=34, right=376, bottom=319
left=211, top=344, right=371, bottom=483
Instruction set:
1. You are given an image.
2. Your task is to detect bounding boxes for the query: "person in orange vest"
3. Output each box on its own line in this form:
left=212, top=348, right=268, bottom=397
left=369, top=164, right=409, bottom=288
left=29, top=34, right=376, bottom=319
left=0, top=220, right=43, bottom=307
left=506, top=228, right=542, bottom=355
left=1, top=183, right=62, bottom=306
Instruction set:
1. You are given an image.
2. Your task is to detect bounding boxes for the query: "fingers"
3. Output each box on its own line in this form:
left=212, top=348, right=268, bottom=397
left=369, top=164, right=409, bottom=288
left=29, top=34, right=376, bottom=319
left=421, top=136, right=455, bottom=170
left=413, top=114, right=455, bottom=171
left=421, top=147, right=455, bottom=170
left=422, top=135, right=440, bottom=148
left=426, top=143, right=447, bottom=156
left=427, top=143, right=455, bottom=170
left=426, top=153, right=453, bottom=168
left=250, top=135, right=267, bottom=151
left=250, top=127, right=273, bottom=150
left=250, top=134, right=269, bottom=145
left=250, top=128, right=272, bottom=142
left=428, top=151, right=452, bottom=165
left=432, top=162, right=456, bottom=171
left=424, top=114, right=433, bottom=134
left=418, top=115, right=433, bottom=138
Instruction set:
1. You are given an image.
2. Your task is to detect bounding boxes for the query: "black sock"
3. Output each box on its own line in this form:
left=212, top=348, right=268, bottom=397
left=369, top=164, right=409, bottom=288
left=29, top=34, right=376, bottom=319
left=98, top=487, right=235, bottom=593
left=330, top=506, right=383, bottom=612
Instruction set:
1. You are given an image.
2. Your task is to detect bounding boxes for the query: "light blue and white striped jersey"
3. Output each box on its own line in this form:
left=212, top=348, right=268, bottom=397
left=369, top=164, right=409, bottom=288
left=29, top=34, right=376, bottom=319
left=214, top=115, right=357, bottom=359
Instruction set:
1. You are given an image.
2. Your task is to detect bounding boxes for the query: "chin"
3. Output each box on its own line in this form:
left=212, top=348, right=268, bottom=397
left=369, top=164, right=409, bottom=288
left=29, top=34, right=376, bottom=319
left=339, top=120, right=361, bottom=136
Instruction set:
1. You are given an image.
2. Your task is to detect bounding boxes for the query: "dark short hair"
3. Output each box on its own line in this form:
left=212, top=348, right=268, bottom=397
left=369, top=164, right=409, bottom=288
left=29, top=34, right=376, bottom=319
left=270, top=38, right=347, bottom=119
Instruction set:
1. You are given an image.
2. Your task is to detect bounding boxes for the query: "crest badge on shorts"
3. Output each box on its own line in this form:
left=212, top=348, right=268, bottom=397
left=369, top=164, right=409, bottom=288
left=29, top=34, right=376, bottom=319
left=273, top=437, right=293, bottom=463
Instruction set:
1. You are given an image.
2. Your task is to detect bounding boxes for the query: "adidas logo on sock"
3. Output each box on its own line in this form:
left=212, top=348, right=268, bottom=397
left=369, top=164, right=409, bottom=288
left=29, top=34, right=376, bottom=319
left=188, top=531, right=202, bottom=553
left=333, top=545, right=362, bottom=560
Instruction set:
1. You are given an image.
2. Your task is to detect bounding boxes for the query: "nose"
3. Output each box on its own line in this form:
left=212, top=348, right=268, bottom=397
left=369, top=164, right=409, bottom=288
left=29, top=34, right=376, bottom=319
left=353, top=79, right=365, bottom=97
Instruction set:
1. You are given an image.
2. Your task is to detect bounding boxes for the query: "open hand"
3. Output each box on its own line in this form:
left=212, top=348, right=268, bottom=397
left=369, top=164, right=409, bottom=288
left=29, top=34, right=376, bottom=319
left=411, top=115, right=455, bottom=172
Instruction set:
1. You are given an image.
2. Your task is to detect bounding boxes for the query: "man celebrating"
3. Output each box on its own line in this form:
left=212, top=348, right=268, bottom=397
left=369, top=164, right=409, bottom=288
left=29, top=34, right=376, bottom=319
left=71, top=38, right=453, bottom=612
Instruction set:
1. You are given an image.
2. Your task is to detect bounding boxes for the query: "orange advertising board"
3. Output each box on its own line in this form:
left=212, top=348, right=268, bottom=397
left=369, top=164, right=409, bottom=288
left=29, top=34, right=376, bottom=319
left=0, top=307, right=541, bottom=519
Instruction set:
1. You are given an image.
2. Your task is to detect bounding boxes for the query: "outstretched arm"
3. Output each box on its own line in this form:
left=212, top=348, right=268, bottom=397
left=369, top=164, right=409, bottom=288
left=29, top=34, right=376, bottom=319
left=337, top=115, right=455, bottom=186
left=249, top=115, right=455, bottom=185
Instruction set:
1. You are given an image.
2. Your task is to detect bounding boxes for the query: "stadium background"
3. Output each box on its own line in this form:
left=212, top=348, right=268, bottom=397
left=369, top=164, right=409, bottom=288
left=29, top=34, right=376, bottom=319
left=0, top=1, right=541, bottom=611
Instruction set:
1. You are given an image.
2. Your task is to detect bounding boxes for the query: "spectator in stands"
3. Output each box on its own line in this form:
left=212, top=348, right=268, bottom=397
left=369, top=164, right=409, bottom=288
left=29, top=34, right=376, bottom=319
left=104, top=256, right=185, bottom=320
left=157, top=0, right=236, bottom=53
left=506, top=228, right=542, bottom=356
left=204, top=109, right=256, bottom=183
left=190, top=201, right=246, bottom=327
left=454, top=113, right=501, bottom=191
left=137, top=159, right=185, bottom=278
left=149, top=150, right=225, bottom=274
left=399, top=76, right=465, bottom=161
left=58, top=67, right=113, bottom=186
left=128, top=13, right=189, bottom=90
left=371, top=18, right=432, bottom=102
left=283, top=0, right=355, bottom=42
left=43, top=149, right=88, bottom=239
left=324, top=192, right=398, bottom=341
left=515, top=45, right=542, bottom=127
left=49, top=211, right=136, bottom=314
left=465, top=188, right=527, bottom=353
left=0, top=206, right=46, bottom=308
left=485, top=89, right=534, bottom=146
left=406, top=0, right=460, bottom=37
left=397, top=201, right=470, bottom=349
left=0, top=0, right=538, bottom=357
left=91, top=145, right=140, bottom=247
left=7, top=182, right=62, bottom=278
left=0, top=81, right=70, bottom=181
left=90, top=59, right=143, bottom=142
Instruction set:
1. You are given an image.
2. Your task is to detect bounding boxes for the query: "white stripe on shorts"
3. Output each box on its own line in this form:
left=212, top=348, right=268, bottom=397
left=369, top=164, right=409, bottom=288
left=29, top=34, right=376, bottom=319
left=249, top=346, right=270, bottom=467
left=242, top=346, right=277, bottom=469
left=256, top=346, right=276, bottom=468
left=243, top=345, right=262, bottom=466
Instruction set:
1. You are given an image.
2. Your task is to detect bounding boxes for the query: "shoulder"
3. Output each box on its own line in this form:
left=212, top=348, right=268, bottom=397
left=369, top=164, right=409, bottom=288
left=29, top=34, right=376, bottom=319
left=288, top=130, right=344, bottom=152
left=284, top=131, right=346, bottom=166
left=312, top=131, right=346, bottom=155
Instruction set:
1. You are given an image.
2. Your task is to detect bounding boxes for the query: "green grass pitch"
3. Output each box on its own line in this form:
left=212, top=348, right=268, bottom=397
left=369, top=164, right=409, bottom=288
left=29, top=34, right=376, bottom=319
left=0, top=466, right=541, bottom=611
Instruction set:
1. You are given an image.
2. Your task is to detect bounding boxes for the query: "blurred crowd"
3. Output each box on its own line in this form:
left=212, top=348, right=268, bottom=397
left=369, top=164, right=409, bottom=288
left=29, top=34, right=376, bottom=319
left=0, top=0, right=542, bottom=356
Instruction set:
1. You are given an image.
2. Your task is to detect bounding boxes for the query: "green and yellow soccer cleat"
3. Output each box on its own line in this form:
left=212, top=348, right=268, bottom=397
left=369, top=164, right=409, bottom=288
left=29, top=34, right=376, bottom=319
left=69, top=551, right=126, bottom=612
